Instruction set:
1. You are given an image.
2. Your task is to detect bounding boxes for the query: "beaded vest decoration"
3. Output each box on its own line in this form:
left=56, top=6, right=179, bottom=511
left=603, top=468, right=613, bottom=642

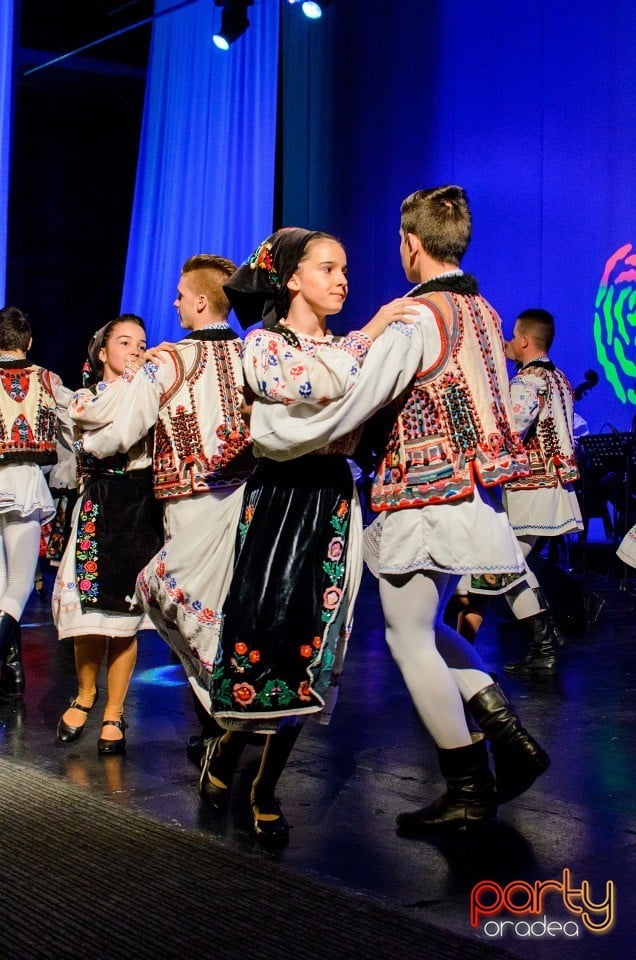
left=371, top=290, right=530, bottom=512
left=0, top=363, right=57, bottom=465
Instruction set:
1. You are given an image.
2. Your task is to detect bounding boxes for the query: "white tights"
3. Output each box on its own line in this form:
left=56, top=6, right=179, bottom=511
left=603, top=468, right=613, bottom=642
left=379, top=570, right=494, bottom=749
left=0, top=514, right=41, bottom=622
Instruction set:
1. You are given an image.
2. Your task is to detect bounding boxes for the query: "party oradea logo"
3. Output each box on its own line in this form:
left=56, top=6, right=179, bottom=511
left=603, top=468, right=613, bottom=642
left=470, top=868, right=615, bottom=940
left=594, top=243, right=636, bottom=403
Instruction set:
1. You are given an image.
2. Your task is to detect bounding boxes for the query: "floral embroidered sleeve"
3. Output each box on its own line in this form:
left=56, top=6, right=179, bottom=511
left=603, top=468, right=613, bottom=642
left=509, top=372, right=546, bottom=437
left=68, top=379, right=133, bottom=430
left=243, top=329, right=373, bottom=405
left=71, top=359, right=171, bottom=458
left=250, top=311, right=439, bottom=460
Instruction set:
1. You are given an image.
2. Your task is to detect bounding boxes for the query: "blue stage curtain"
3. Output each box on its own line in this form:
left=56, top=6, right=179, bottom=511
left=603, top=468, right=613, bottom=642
left=281, top=0, right=636, bottom=430
left=121, top=0, right=280, bottom=341
left=0, top=1, right=15, bottom=304
left=280, top=3, right=335, bottom=234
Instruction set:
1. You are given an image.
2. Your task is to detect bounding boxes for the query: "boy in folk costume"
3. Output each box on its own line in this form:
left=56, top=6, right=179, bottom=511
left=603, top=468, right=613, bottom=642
left=73, top=256, right=253, bottom=759
left=500, top=309, right=583, bottom=675
left=249, top=187, right=551, bottom=835
left=0, top=306, right=68, bottom=697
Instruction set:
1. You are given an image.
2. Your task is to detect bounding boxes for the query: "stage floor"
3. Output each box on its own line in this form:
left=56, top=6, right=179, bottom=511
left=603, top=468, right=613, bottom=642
left=1, top=564, right=633, bottom=959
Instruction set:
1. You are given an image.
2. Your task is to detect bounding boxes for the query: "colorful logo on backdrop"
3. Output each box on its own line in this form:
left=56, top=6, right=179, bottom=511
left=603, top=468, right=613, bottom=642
left=470, top=869, right=616, bottom=940
left=594, top=243, right=636, bottom=403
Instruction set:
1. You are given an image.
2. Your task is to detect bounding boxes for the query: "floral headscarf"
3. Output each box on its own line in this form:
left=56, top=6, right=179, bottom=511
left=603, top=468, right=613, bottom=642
left=223, top=227, right=326, bottom=329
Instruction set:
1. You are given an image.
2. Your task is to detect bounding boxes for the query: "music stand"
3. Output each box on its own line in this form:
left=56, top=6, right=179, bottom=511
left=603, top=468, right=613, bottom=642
left=576, top=431, right=635, bottom=612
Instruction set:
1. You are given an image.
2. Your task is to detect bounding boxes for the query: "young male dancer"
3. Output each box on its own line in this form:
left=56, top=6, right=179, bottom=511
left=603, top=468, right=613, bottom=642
left=76, top=255, right=253, bottom=763
left=249, top=187, right=551, bottom=835
left=500, top=308, right=583, bottom=675
left=0, top=306, right=67, bottom=698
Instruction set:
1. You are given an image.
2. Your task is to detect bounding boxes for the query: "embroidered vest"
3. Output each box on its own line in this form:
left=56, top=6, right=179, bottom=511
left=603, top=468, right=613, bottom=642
left=153, top=339, right=253, bottom=499
left=0, top=362, right=58, bottom=465
left=371, top=291, right=530, bottom=511
left=505, top=362, right=580, bottom=490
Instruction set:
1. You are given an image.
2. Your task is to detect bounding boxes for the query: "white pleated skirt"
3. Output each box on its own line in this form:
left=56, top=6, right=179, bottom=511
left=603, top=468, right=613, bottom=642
left=0, top=463, right=56, bottom=523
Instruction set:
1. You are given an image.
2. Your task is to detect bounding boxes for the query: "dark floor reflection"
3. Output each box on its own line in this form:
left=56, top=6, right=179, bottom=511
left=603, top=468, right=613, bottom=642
left=2, top=564, right=634, bottom=959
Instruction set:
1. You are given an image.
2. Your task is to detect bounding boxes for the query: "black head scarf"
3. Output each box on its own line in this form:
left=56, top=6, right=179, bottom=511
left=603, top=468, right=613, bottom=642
left=223, top=228, right=325, bottom=329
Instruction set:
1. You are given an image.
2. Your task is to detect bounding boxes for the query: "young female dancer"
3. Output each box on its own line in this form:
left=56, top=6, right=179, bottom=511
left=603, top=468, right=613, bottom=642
left=52, top=315, right=163, bottom=754
left=203, top=228, right=413, bottom=842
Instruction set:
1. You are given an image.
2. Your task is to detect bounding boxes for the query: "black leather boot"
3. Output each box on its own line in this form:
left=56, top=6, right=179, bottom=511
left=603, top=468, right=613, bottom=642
left=396, top=739, right=497, bottom=836
left=504, top=610, right=558, bottom=676
left=0, top=611, right=24, bottom=698
left=532, top=586, right=566, bottom=647
left=466, top=682, right=550, bottom=802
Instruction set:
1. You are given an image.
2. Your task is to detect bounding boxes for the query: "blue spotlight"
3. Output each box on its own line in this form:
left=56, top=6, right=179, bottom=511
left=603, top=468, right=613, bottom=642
left=301, top=1, right=333, bottom=19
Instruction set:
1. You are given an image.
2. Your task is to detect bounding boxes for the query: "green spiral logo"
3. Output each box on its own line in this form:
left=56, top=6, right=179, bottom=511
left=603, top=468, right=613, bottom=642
left=594, top=243, right=636, bottom=403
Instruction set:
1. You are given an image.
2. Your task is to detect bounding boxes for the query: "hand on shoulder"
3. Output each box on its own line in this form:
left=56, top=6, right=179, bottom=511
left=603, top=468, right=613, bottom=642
left=145, top=341, right=176, bottom=365
left=362, top=298, right=419, bottom=341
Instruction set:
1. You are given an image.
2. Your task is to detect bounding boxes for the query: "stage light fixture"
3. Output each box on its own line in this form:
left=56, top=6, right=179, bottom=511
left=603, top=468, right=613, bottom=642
left=301, top=0, right=333, bottom=19
left=213, top=0, right=252, bottom=50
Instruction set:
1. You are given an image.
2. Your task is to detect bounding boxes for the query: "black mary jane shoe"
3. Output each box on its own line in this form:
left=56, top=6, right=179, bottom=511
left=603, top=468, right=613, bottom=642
left=198, top=738, right=233, bottom=814
left=97, top=717, right=128, bottom=756
left=251, top=796, right=290, bottom=846
left=56, top=690, right=99, bottom=743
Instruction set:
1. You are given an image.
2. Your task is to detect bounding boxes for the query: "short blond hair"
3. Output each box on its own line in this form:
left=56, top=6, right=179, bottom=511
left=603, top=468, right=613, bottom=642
left=181, top=255, right=238, bottom=317
left=400, top=185, right=471, bottom=264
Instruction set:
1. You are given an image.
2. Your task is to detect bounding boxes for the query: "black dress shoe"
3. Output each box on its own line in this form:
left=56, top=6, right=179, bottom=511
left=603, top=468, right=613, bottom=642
left=198, top=738, right=232, bottom=814
left=56, top=690, right=99, bottom=743
left=251, top=796, right=289, bottom=845
left=98, top=717, right=127, bottom=756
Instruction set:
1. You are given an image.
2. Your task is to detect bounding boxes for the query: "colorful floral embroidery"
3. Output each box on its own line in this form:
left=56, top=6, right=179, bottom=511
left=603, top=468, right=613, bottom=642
left=336, top=331, right=372, bottom=361
left=213, top=492, right=351, bottom=717
left=10, top=414, right=34, bottom=444
left=76, top=499, right=100, bottom=605
left=238, top=496, right=257, bottom=543
left=232, top=682, right=257, bottom=706
left=137, top=550, right=221, bottom=666
left=246, top=240, right=279, bottom=285
left=1, top=371, right=29, bottom=403
left=298, top=681, right=312, bottom=701
left=326, top=536, right=344, bottom=561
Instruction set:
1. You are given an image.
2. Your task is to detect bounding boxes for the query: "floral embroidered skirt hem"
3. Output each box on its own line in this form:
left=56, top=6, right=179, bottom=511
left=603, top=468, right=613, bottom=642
left=135, top=485, right=246, bottom=710
left=211, top=455, right=360, bottom=732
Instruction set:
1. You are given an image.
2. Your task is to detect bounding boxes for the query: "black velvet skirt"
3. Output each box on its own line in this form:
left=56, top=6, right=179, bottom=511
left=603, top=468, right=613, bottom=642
left=212, top=454, right=354, bottom=727
left=75, top=468, right=164, bottom=614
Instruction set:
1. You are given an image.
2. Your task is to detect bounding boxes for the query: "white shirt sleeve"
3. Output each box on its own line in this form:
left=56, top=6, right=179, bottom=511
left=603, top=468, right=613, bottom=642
left=243, top=329, right=373, bottom=405
left=249, top=305, right=443, bottom=460
left=73, top=354, right=176, bottom=457
left=509, top=372, right=546, bottom=437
